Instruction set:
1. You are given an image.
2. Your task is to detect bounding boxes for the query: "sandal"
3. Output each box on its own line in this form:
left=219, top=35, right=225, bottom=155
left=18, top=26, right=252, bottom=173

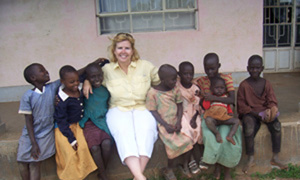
left=199, top=158, right=209, bottom=170
left=188, top=160, right=201, bottom=174
left=162, top=167, right=177, bottom=180
left=270, top=160, right=288, bottom=170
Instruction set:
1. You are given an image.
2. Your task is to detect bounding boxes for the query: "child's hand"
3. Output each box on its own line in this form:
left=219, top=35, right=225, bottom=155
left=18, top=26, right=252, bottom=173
left=72, top=142, right=78, bottom=151
left=93, top=58, right=109, bottom=66
left=83, top=80, right=93, bottom=99
left=164, top=124, right=176, bottom=134
left=174, top=121, right=182, bottom=132
left=31, top=143, right=40, bottom=160
left=190, top=116, right=197, bottom=129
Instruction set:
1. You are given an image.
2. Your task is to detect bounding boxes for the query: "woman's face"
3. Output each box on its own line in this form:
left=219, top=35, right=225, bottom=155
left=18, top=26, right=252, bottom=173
left=114, top=40, right=133, bottom=64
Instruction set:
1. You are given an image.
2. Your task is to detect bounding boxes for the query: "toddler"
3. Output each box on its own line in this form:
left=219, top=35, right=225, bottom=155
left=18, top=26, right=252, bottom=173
left=54, top=65, right=97, bottom=180
left=79, top=63, right=112, bottom=180
left=177, top=61, right=203, bottom=176
left=202, top=76, right=239, bottom=145
left=17, top=63, right=60, bottom=180
left=237, top=55, right=287, bottom=173
left=146, top=64, right=194, bottom=180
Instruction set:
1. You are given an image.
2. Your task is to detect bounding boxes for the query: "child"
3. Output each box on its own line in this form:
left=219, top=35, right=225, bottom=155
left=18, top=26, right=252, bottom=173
left=54, top=65, right=97, bottom=180
left=79, top=63, right=112, bottom=180
left=237, top=55, right=287, bottom=174
left=146, top=64, right=194, bottom=180
left=177, top=61, right=202, bottom=176
left=193, top=53, right=242, bottom=180
left=17, top=63, right=60, bottom=180
left=202, top=76, right=239, bottom=145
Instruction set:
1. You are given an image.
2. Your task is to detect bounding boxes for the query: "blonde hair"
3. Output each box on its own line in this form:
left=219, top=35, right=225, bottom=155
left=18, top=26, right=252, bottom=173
left=108, top=33, right=140, bottom=63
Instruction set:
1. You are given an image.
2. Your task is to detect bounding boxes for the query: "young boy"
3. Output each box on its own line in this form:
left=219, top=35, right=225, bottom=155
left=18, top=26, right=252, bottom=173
left=237, top=55, right=288, bottom=174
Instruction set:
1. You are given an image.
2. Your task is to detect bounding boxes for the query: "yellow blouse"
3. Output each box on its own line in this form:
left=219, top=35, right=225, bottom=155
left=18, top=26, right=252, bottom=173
left=102, top=59, right=160, bottom=111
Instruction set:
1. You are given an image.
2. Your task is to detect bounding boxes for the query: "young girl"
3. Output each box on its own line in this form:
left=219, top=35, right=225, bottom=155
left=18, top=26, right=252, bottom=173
left=79, top=63, right=112, bottom=180
left=54, top=65, right=97, bottom=180
left=146, top=64, right=194, bottom=180
left=18, top=63, right=60, bottom=180
left=177, top=61, right=202, bottom=176
left=201, top=76, right=239, bottom=145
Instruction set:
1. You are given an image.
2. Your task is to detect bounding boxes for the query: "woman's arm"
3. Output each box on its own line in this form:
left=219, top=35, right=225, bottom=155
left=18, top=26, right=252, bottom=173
left=25, top=114, right=40, bottom=159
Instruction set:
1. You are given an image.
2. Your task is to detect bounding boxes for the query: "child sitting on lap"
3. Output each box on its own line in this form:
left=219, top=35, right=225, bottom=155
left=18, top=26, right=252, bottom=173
left=237, top=55, right=287, bottom=174
left=202, top=76, right=239, bottom=145
left=146, top=64, right=194, bottom=180
left=54, top=65, right=97, bottom=180
left=17, top=63, right=60, bottom=180
left=79, top=63, right=112, bottom=180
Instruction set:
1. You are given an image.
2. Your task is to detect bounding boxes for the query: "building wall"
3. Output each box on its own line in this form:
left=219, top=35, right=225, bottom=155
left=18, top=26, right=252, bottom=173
left=0, top=0, right=262, bottom=101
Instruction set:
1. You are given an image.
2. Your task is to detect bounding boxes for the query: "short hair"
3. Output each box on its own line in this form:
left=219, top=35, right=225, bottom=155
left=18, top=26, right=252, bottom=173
left=108, top=32, right=140, bottom=63
left=210, top=76, right=226, bottom=88
left=204, top=52, right=219, bottom=65
left=158, top=64, right=177, bottom=80
left=23, top=63, right=41, bottom=84
left=248, top=55, right=263, bottom=66
left=179, top=61, right=194, bottom=72
left=85, top=63, right=102, bottom=76
left=59, top=65, right=77, bottom=80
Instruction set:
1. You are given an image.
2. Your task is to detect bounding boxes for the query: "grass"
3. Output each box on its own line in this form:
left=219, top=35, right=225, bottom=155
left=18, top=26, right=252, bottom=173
left=250, top=163, right=300, bottom=180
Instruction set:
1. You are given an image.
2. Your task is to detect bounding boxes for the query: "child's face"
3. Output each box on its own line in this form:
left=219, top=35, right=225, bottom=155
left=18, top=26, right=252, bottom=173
left=61, top=72, right=80, bottom=93
left=162, top=71, right=177, bottom=90
left=211, top=80, right=226, bottom=96
left=178, top=65, right=194, bottom=85
left=87, top=67, right=103, bottom=88
left=32, top=64, right=50, bottom=84
left=204, top=58, right=220, bottom=78
left=247, top=59, right=264, bottom=79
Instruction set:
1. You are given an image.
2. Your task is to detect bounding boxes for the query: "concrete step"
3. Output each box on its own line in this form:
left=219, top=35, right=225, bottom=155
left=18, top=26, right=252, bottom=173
left=1, top=114, right=300, bottom=180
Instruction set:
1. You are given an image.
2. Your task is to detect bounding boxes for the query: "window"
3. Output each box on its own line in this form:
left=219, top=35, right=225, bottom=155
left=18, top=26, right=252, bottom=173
left=96, top=0, right=198, bottom=34
left=296, top=0, right=300, bottom=46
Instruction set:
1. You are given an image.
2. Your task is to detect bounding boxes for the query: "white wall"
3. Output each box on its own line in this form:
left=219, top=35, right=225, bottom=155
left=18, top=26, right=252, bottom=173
left=0, top=0, right=262, bottom=88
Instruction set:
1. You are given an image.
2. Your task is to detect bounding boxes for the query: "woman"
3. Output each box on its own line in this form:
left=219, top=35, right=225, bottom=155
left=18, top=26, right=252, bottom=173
left=85, top=33, right=160, bottom=180
left=194, top=53, right=242, bottom=180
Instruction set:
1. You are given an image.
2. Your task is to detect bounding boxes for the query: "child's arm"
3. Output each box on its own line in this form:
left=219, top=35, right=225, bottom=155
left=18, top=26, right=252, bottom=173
left=190, top=110, right=199, bottom=129
left=150, top=110, right=176, bottom=134
left=175, top=102, right=183, bottom=132
left=54, top=101, right=78, bottom=150
left=203, top=90, right=235, bottom=105
left=24, top=114, right=40, bottom=160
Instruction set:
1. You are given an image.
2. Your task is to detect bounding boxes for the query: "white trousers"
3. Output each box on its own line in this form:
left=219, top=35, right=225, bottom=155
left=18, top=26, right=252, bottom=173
left=106, top=107, right=158, bottom=163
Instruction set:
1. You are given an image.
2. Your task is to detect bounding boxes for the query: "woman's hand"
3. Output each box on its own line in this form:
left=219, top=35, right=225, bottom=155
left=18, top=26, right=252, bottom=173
left=31, top=143, right=40, bottom=160
left=83, top=79, right=92, bottom=99
left=203, top=92, right=216, bottom=101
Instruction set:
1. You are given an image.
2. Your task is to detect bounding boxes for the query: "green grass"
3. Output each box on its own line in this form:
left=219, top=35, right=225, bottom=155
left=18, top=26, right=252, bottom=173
left=251, top=163, right=300, bottom=179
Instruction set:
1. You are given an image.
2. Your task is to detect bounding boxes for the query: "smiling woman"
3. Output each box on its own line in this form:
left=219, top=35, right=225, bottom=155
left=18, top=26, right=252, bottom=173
left=84, top=33, right=160, bottom=180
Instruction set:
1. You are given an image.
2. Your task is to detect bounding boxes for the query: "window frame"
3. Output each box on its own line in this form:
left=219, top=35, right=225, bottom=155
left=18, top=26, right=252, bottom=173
left=95, top=0, right=198, bottom=35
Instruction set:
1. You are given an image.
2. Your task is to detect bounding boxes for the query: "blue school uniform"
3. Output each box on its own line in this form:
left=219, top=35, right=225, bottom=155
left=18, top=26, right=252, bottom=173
left=17, top=80, right=60, bottom=162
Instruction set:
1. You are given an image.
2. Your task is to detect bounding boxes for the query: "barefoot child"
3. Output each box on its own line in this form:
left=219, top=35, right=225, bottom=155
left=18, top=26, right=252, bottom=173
left=79, top=63, right=112, bottom=180
left=202, top=76, right=239, bottom=145
left=54, top=65, right=97, bottom=180
left=193, top=53, right=242, bottom=180
left=146, top=64, right=194, bottom=180
left=17, top=63, right=60, bottom=180
left=237, top=55, right=287, bottom=174
left=177, top=61, right=202, bottom=176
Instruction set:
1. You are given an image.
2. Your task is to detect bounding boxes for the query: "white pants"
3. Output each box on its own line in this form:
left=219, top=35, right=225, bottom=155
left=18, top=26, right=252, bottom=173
left=106, top=107, right=158, bottom=163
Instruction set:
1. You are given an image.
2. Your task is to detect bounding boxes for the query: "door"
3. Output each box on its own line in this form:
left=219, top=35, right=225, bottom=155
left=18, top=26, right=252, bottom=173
left=263, top=0, right=300, bottom=72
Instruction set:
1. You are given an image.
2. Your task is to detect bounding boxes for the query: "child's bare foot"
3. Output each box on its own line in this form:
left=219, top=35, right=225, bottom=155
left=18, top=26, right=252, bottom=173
left=224, top=167, right=232, bottom=180
left=270, top=159, right=288, bottom=170
left=226, top=136, right=236, bottom=145
left=215, top=133, right=223, bottom=143
left=214, top=164, right=221, bottom=180
left=242, top=155, right=255, bottom=174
